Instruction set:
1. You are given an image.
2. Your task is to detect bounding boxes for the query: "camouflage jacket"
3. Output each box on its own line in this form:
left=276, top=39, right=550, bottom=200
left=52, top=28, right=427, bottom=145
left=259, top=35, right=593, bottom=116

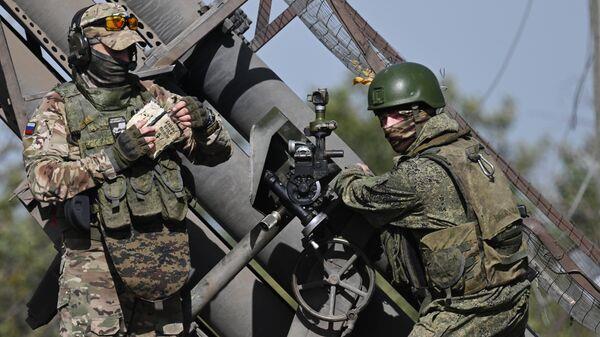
left=23, top=79, right=232, bottom=203
left=334, top=112, right=530, bottom=332
left=333, top=112, right=469, bottom=232
left=334, top=113, right=476, bottom=288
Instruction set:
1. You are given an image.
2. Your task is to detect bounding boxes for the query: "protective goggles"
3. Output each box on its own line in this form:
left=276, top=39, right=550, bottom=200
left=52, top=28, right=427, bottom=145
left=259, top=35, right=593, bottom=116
left=88, top=14, right=139, bottom=31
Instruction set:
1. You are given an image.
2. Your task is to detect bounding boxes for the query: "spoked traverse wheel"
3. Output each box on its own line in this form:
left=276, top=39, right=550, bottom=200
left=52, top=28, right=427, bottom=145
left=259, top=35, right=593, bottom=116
left=292, top=237, right=375, bottom=322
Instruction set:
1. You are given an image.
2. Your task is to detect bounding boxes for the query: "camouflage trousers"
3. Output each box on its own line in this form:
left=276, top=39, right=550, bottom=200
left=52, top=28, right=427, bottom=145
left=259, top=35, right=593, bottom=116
left=409, top=280, right=530, bottom=337
left=57, top=240, right=185, bottom=337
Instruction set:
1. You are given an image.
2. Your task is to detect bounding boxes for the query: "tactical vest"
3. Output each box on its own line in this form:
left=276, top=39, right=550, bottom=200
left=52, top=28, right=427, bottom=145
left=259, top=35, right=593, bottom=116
left=393, top=135, right=528, bottom=299
left=54, top=80, right=190, bottom=301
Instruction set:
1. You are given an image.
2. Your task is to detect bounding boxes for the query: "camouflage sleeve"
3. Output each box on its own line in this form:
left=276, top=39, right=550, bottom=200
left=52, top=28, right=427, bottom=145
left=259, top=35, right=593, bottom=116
left=332, top=165, right=421, bottom=227
left=22, top=91, right=117, bottom=203
left=142, top=81, right=233, bottom=166
left=141, top=80, right=182, bottom=111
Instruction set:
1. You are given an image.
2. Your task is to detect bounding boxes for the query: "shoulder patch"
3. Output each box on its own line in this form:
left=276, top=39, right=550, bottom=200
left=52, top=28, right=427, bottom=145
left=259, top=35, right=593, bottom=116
left=24, top=122, right=37, bottom=136
left=109, top=116, right=127, bottom=138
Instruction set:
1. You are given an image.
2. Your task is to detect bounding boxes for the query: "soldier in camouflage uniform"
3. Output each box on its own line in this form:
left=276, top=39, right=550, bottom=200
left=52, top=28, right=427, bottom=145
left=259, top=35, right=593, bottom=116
left=22, top=4, right=232, bottom=336
left=334, top=63, right=530, bottom=336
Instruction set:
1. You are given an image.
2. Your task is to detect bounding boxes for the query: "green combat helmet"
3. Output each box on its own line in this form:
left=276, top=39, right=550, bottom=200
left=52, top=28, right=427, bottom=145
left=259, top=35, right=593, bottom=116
left=368, top=62, right=446, bottom=111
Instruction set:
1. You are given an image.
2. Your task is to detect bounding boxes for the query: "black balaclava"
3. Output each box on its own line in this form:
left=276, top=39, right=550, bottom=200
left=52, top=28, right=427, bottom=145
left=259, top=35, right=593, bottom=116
left=85, top=47, right=135, bottom=87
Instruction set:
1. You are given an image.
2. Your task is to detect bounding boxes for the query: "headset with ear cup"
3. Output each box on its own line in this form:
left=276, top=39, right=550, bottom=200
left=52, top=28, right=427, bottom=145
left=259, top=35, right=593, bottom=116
left=67, top=6, right=94, bottom=71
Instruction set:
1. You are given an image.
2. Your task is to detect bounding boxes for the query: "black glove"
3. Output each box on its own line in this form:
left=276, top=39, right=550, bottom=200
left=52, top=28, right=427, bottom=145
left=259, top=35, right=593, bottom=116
left=105, top=126, right=150, bottom=172
left=182, top=97, right=215, bottom=130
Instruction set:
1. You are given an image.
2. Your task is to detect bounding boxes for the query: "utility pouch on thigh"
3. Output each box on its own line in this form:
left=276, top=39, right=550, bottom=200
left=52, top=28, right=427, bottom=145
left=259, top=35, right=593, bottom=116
left=97, top=175, right=131, bottom=230
left=126, top=169, right=162, bottom=218
left=420, top=222, right=484, bottom=296
left=154, top=159, right=188, bottom=222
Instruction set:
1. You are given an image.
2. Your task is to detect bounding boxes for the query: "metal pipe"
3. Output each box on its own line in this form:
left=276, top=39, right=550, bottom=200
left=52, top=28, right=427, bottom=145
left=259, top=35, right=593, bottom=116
left=190, top=207, right=290, bottom=316
left=186, top=209, right=295, bottom=337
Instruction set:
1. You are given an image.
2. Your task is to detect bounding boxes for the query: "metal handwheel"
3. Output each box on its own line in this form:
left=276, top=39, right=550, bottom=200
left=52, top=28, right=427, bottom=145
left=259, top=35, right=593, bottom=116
left=292, top=237, right=375, bottom=322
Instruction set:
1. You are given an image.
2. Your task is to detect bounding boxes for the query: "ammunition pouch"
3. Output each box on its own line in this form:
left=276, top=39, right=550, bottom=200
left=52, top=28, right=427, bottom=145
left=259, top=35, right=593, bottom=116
left=127, top=166, right=162, bottom=218
left=154, top=159, right=188, bottom=222
left=381, top=229, right=408, bottom=286
left=97, top=160, right=189, bottom=231
left=64, top=192, right=102, bottom=250
left=97, top=175, right=132, bottom=230
left=420, top=222, right=484, bottom=297
left=482, top=221, right=528, bottom=286
left=420, top=220, right=527, bottom=299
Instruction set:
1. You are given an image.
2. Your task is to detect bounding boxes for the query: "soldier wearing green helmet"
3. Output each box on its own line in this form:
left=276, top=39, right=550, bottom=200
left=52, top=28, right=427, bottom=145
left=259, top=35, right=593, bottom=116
left=334, top=62, right=530, bottom=336
left=22, top=3, right=232, bottom=336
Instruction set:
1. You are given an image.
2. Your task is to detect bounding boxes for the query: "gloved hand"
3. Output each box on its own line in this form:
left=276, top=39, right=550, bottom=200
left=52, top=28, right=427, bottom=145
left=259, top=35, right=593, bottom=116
left=171, top=97, right=215, bottom=131
left=105, top=120, right=156, bottom=172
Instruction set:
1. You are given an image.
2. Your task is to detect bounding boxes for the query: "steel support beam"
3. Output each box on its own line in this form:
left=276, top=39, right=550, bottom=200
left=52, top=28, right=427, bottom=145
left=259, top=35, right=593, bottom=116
left=254, top=0, right=273, bottom=38
left=330, top=0, right=403, bottom=65
left=326, top=0, right=386, bottom=73
left=250, top=0, right=310, bottom=52
left=142, top=0, right=248, bottom=69
left=6, top=0, right=72, bottom=71
left=0, top=21, right=27, bottom=137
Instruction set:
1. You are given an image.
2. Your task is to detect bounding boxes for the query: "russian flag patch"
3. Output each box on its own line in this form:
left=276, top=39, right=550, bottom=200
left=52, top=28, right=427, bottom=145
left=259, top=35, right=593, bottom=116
left=24, top=122, right=36, bottom=136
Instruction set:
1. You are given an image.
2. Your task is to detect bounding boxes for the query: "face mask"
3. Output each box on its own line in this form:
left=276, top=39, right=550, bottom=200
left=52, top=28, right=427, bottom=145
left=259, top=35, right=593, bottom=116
left=382, top=110, right=431, bottom=154
left=86, top=48, right=135, bottom=86
left=383, top=117, right=417, bottom=154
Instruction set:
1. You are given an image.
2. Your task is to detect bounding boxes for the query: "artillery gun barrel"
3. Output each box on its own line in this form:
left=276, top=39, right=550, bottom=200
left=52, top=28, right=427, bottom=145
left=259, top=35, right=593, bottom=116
left=10, top=0, right=415, bottom=335
left=190, top=207, right=290, bottom=316
left=179, top=30, right=413, bottom=337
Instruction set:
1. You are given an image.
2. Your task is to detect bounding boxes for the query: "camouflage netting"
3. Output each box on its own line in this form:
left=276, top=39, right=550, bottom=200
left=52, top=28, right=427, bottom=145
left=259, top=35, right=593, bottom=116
left=285, top=0, right=401, bottom=77
left=524, top=225, right=600, bottom=333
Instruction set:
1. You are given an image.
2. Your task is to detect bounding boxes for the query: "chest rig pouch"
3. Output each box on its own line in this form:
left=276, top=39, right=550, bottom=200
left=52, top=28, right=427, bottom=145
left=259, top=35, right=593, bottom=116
left=56, top=81, right=190, bottom=301
left=418, top=137, right=527, bottom=299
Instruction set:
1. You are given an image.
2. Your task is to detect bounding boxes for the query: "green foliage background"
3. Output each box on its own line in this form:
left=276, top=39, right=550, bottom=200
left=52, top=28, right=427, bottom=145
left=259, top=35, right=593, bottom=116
left=0, top=136, right=59, bottom=337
